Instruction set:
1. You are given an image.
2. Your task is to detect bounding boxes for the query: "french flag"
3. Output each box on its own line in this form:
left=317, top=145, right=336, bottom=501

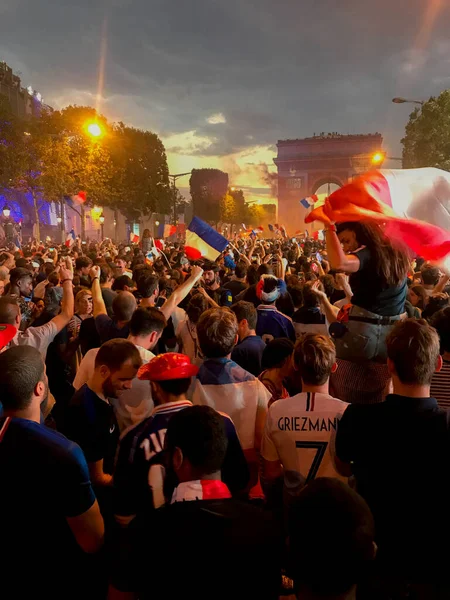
left=185, top=216, right=228, bottom=261
left=300, top=194, right=319, bottom=210
left=65, top=229, right=76, bottom=247
left=130, top=232, right=140, bottom=244
left=306, top=168, right=450, bottom=265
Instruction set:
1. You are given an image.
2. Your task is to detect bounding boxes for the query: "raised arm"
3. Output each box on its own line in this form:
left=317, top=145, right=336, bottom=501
left=325, top=227, right=360, bottom=273
left=51, top=258, right=75, bottom=334
left=89, top=265, right=107, bottom=317
left=160, top=265, right=204, bottom=320
left=311, top=281, right=339, bottom=323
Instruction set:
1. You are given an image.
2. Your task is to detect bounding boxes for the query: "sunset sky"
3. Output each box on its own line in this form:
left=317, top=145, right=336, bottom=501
left=1, top=0, right=449, bottom=204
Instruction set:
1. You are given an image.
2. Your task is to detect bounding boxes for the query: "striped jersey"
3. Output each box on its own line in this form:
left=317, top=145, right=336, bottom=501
left=431, top=360, right=450, bottom=411
left=114, top=400, right=249, bottom=518
left=261, top=392, right=348, bottom=482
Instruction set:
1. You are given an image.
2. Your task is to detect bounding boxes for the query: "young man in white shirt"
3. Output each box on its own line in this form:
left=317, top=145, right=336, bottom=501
left=261, top=333, right=348, bottom=494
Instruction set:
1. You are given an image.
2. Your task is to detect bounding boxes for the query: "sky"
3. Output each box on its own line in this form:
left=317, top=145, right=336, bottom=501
left=1, top=0, right=450, bottom=204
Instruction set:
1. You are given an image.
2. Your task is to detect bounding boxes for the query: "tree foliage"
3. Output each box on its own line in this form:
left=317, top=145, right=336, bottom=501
left=401, top=90, right=450, bottom=170
left=106, top=123, right=172, bottom=220
left=190, top=168, right=228, bottom=223
left=0, top=101, right=172, bottom=238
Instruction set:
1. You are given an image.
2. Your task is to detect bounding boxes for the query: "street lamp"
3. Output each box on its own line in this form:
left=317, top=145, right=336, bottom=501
left=86, top=122, right=103, bottom=137
left=155, top=220, right=160, bottom=226
left=99, top=214, right=105, bottom=239
left=371, top=152, right=386, bottom=165
left=57, top=216, right=62, bottom=224
left=2, top=205, right=11, bottom=218
left=392, top=97, right=424, bottom=106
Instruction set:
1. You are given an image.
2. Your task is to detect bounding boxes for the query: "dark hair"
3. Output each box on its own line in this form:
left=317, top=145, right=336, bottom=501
left=197, top=308, right=238, bottom=358
left=320, top=275, right=335, bottom=299
left=246, top=265, right=259, bottom=286
left=288, top=285, right=303, bottom=308
left=302, top=282, right=321, bottom=308
left=186, top=293, right=210, bottom=325
left=262, top=338, right=294, bottom=370
left=165, top=406, right=228, bottom=474
left=0, top=346, right=45, bottom=411
left=386, top=319, right=440, bottom=385
left=234, top=263, right=247, bottom=279
left=0, top=295, right=20, bottom=324
left=156, top=378, right=192, bottom=396
left=257, top=263, right=273, bottom=277
left=112, top=291, right=137, bottom=322
left=430, top=307, right=450, bottom=354
left=336, top=221, right=410, bottom=286
left=422, top=294, right=450, bottom=321
left=203, top=262, right=219, bottom=274
left=129, top=307, right=166, bottom=337
left=230, top=300, right=258, bottom=330
left=99, top=263, right=113, bottom=284
left=75, top=256, right=92, bottom=271
left=9, top=267, right=32, bottom=286
left=421, top=265, right=440, bottom=286
left=289, top=478, right=375, bottom=596
left=94, top=338, right=142, bottom=371
left=409, top=285, right=427, bottom=310
left=293, top=333, right=336, bottom=385
left=142, top=228, right=151, bottom=238
left=137, top=273, right=159, bottom=298
left=112, top=275, right=133, bottom=292
left=15, top=258, right=30, bottom=269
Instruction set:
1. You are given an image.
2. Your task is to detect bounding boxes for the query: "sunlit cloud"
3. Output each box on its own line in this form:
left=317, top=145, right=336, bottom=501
left=206, top=112, right=226, bottom=124
left=163, top=129, right=217, bottom=154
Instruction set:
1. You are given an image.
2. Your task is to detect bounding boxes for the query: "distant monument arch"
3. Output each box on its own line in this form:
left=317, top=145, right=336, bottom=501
left=274, top=133, right=384, bottom=232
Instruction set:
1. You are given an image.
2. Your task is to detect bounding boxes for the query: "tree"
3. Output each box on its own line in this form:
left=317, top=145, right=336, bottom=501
left=106, top=123, right=172, bottom=221
left=0, top=105, right=74, bottom=242
left=190, top=168, right=228, bottom=223
left=401, top=91, right=450, bottom=170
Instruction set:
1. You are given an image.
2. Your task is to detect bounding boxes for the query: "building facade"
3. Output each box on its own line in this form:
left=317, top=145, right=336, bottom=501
left=274, top=133, right=384, bottom=233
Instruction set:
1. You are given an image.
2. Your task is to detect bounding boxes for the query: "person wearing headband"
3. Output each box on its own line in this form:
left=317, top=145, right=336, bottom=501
left=255, top=274, right=295, bottom=343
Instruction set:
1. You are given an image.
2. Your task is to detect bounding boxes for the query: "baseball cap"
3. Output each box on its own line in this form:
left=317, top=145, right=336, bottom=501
left=0, top=324, right=17, bottom=350
left=138, top=352, right=199, bottom=381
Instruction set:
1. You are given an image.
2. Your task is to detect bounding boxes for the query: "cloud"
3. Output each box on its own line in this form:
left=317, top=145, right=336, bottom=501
left=163, top=130, right=217, bottom=154
left=3, top=0, right=450, bottom=199
left=206, top=112, right=226, bottom=124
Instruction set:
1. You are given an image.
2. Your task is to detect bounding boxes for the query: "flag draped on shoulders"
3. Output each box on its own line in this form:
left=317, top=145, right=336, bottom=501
left=305, top=168, right=450, bottom=263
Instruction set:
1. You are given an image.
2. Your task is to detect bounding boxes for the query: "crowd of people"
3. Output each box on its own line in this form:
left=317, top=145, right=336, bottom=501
left=1, top=223, right=450, bottom=599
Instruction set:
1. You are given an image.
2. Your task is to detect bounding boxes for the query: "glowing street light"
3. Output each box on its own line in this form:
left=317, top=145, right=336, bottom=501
left=155, top=220, right=160, bottom=226
left=99, top=214, right=105, bottom=224
left=57, top=216, right=62, bottom=224
left=371, top=152, right=386, bottom=165
left=230, top=187, right=236, bottom=192
left=86, top=122, right=102, bottom=138
left=2, top=205, right=11, bottom=218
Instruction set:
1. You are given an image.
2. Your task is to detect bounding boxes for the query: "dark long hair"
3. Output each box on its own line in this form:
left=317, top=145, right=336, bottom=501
left=336, top=221, right=410, bottom=287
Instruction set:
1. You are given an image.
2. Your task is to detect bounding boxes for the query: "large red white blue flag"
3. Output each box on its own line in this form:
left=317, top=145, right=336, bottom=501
left=185, top=216, right=228, bottom=261
left=306, top=168, right=450, bottom=264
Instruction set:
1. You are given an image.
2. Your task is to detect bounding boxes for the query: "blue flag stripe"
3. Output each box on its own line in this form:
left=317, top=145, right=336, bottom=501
left=187, top=216, right=228, bottom=253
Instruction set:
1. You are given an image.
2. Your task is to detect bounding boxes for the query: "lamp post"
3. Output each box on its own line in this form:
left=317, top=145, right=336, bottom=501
left=392, top=97, right=424, bottom=106
left=169, top=172, right=191, bottom=225
left=2, top=204, right=11, bottom=218
left=99, top=214, right=105, bottom=239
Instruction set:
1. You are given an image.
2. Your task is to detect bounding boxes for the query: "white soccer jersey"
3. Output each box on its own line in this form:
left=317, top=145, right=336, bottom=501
left=261, top=392, right=348, bottom=482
